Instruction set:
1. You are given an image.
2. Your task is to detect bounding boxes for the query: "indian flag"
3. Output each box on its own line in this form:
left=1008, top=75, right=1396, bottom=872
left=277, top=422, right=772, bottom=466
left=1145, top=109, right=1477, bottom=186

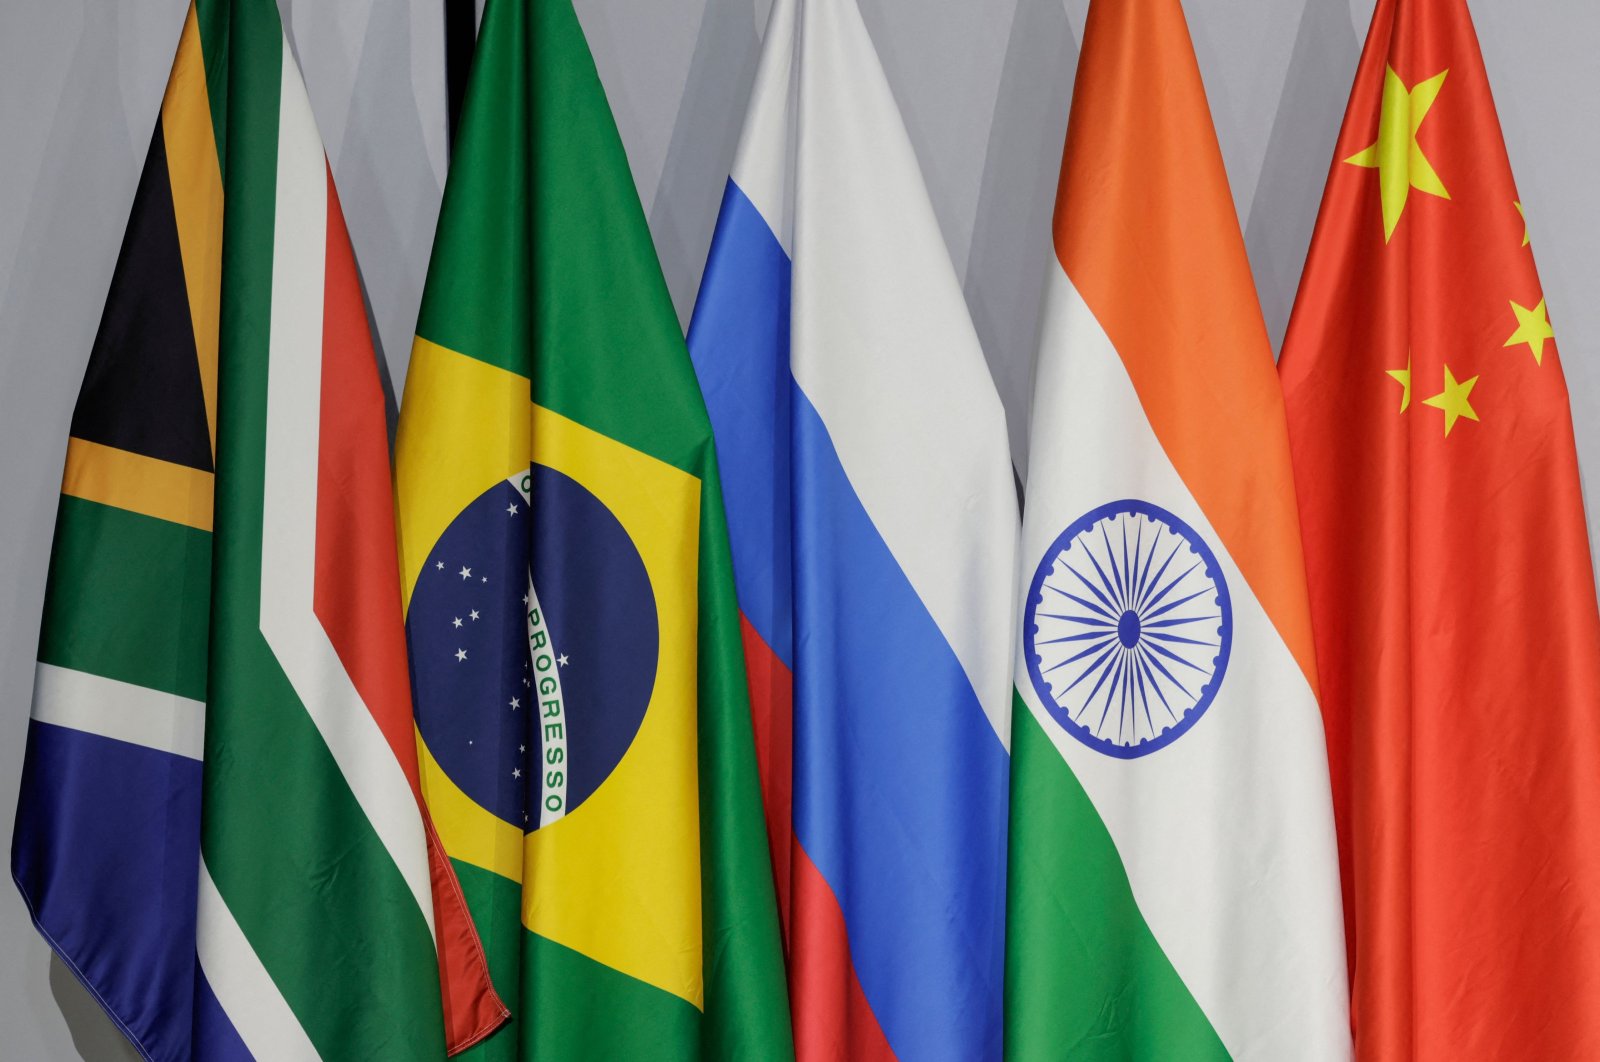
left=1003, top=2, right=1350, bottom=1059
left=194, top=0, right=504, bottom=1055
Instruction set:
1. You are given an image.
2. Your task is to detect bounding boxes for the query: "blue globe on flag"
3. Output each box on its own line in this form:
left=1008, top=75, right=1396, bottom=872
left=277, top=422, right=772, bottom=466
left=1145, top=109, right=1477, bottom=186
left=408, top=466, right=659, bottom=831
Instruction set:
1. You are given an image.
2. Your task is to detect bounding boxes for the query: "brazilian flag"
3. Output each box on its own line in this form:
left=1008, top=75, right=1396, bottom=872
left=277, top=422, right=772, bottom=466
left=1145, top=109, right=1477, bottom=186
left=393, top=0, right=793, bottom=1058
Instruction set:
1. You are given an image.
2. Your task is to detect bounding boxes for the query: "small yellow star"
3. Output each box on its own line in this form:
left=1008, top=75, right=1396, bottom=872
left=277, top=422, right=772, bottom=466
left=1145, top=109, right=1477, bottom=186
left=1421, top=365, right=1480, bottom=436
left=1514, top=202, right=1530, bottom=247
left=1504, top=298, right=1554, bottom=364
left=1346, top=67, right=1451, bottom=242
left=1386, top=355, right=1412, bottom=412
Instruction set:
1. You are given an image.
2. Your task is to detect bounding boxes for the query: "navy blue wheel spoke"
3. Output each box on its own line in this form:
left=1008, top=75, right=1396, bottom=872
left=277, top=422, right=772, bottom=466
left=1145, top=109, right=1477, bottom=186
left=1083, top=538, right=1125, bottom=612
left=1135, top=642, right=1193, bottom=700
left=1142, top=586, right=1212, bottom=623
left=1133, top=650, right=1178, bottom=723
left=1037, top=629, right=1122, bottom=646
left=1143, top=614, right=1220, bottom=629
left=1120, top=520, right=1135, bottom=608
left=1143, top=637, right=1211, bottom=675
left=1050, top=587, right=1117, bottom=622
left=1056, top=565, right=1121, bottom=616
left=1056, top=640, right=1120, bottom=690
left=1133, top=524, right=1161, bottom=605
left=1134, top=656, right=1154, bottom=734
left=1140, top=560, right=1201, bottom=616
left=1100, top=525, right=1128, bottom=611
left=1122, top=651, right=1137, bottom=736
left=1098, top=651, right=1128, bottom=733
left=1123, top=651, right=1138, bottom=739
left=1045, top=635, right=1120, bottom=671
left=1143, top=631, right=1219, bottom=648
left=1038, top=612, right=1116, bottom=627
left=1115, top=655, right=1129, bottom=741
left=1075, top=642, right=1123, bottom=711
left=1136, top=539, right=1183, bottom=612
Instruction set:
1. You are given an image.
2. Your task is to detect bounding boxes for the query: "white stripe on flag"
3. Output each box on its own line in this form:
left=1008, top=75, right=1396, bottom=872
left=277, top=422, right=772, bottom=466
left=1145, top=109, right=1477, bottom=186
left=29, top=662, right=204, bottom=759
left=258, top=44, right=435, bottom=935
left=729, top=0, right=795, bottom=256
left=787, top=0, right=1017, bottom=746
left=198, top=858, right=320, bottom=1060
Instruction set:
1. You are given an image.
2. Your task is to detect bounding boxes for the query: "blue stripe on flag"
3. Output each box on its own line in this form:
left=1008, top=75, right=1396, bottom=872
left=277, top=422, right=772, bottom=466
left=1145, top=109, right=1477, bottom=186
left=687, top=181, right=794, bottom=668
left=791, top=387, right=1010, bottom=1062
left=11, top=720, right=202, bottom=1062
left=193, top=965, right=255, bottom=1061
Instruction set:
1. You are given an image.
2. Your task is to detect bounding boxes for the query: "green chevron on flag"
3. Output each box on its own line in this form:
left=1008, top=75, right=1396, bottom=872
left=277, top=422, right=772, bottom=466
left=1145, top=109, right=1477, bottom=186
left=194, top=0, right=504, bottom=1055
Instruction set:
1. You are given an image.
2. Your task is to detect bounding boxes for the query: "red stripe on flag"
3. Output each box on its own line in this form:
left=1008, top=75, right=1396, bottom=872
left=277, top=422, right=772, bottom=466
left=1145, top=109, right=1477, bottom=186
left=313, top=168, right=507, bottom=1053
left=740, top=615, right=891, bottom=1057
left=740, top=613, right=793, bottom=943
left=789, top=839, right=896, bottom=1062
left=312, top=186, right=419, bottom=793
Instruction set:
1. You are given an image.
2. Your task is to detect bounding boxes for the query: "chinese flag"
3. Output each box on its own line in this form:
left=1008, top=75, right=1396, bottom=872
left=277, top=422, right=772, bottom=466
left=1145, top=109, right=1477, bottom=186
left=1280, top=0, right=1600, bottom=1058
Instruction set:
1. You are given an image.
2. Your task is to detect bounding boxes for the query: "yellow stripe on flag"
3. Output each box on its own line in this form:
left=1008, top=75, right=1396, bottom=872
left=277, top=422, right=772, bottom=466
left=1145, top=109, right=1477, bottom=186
left=161, top=4, right=223, bottom=458
left=62, top=437, right=213, bottom=531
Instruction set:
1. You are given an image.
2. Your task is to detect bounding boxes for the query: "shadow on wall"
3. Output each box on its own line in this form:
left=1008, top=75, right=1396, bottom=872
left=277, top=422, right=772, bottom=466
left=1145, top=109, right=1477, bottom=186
left=963, top=0, right=1078, bottom=482
left=327, top=0, right=449, bottom=435
left=49, top=957, right=143, bottom=1062
left=649, top=0, right=765, bottom=328
left=0, top=10, right=180, bottom=1059
left=329, top=0, right=450, bottom=403
left=1244, top=0, right=1360, bottom=354
left=280, top=0, right=450, bottom=416
left=0, top=8, right=176, bottom=1061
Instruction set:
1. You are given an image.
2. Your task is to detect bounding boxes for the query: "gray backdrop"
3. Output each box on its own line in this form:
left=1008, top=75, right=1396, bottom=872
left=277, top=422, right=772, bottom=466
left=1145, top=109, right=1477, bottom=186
left=0, top=0, right=1595, bottom=1056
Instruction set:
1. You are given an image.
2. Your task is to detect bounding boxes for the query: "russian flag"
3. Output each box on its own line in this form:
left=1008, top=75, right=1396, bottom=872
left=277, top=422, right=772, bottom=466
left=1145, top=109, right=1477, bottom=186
left=687, top=1, right=1019, bottom=1059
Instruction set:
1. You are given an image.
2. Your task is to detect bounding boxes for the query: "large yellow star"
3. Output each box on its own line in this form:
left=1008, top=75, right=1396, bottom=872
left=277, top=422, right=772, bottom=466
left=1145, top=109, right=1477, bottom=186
left=1421, top=365, right=1480, bottom=436
left=1504, top=298, right=1555, bottom=364
left=1386, top=354, right=1412, bottom=411
left=1346, top=66, right=1451, bottom=242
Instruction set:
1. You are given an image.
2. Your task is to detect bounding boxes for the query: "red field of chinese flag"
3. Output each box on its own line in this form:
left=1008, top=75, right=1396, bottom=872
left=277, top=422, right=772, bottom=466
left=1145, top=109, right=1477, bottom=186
left=1279, top=0, right=1600, bottom=1057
